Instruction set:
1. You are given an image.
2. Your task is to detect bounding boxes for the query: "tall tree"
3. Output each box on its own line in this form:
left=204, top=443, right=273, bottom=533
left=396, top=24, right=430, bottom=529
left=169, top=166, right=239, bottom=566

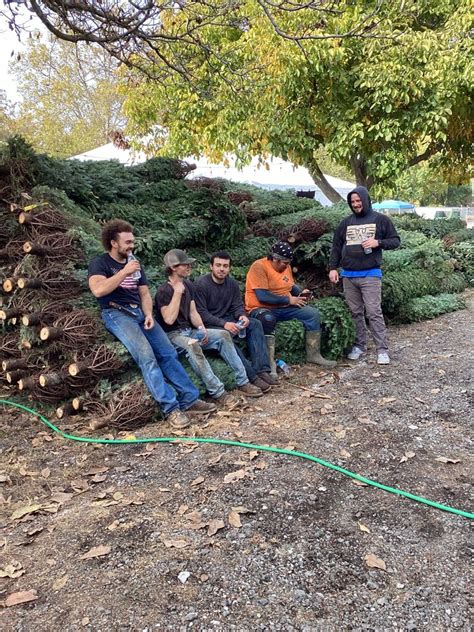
left=10, top=36, right=125, bottom=157
left=119, top=0, right=472, bottom=201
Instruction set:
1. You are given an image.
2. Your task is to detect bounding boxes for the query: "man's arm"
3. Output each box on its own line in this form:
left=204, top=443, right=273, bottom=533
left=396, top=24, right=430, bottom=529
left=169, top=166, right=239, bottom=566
left=328, top=221, right=345, bottom=271
left=88, top=259, right=140, bottom=298
left=159, top=281, right=185, bottom=325
left=138, top=285, right=154, bottom=330
left=378, top=217, right=401, bottom=250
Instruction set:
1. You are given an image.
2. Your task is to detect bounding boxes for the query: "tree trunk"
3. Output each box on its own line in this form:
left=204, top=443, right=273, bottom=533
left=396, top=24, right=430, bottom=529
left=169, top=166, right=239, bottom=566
left=306, top=160, right=343, bottom=204
left=349, top=155, right=374, bottom=189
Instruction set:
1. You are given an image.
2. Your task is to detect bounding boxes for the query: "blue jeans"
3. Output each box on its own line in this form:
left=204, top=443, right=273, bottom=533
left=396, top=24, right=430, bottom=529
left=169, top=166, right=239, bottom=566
left=250, top=306, right=320, bottom=335
left=168, top=329, right=225, bottom=398
left=220, top=315, right=271, bottom=381
left=204, top=329, right=249, bottom=386
left=101, top=307, right=199, bottom=415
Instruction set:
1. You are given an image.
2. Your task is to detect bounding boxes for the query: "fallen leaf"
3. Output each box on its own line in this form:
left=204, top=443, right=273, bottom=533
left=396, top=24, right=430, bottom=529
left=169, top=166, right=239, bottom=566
left=352, top=479, right=369, bottom=487
left=81, top=617, right=90, bottom=626
left=26, top=526, right=43, bottom=537
left=19, top=467, right=39, bottom=477
left=378, top=397, right=397, bottom=405
left=178, top=570, right=191, bottom=584
left=50, top=492, right=73, bottom=504
left=84, top=466, right=109, bottom=476
left=430, top=388, right=441, bottom=394
left=91, top=499, right=119, bottom=507
left=5, top=589, right=38, bottom=607
left=41, top=468, right=50, bottom=479
left=207, top=519, right=225, bottom=536
left=10, top=503, right=42, bottom=520
left=161, top=536, right=189, bottom=549
left=364, top=553, right=386, bottom=571
left=435, top=456, right=460, bottom=464
left=80, top=545, right=111, bottom=560
left=200, top=574, right=209, bottom=582
left=0, top=561, right=25, bottom=578
left=248, top=450, right=259, bottom=460
left=190, top=476, right=205, bottom=487
left=91, top=474, right=107, bottom=484
left=414, top=397, right=427, bottom=404
left=228, top=511, right=242, bottom=528
left=231, top=506, right=253, bottom=514
left=399, top=451, right=416, bottom=463
left=112, top=492, right=124, bottom=501
left=107, top=520, right=120, bottom=531
left=223, top=469, right=247, bottom=484
left=52, top=574, right=68, bottom=590
left=177, top=504, right=189, bottom=516
left=358, top=522, right=371, bottom=533
left=339, top=448, right=351, bottom=459
left=208, top=454, right=222, bottom=465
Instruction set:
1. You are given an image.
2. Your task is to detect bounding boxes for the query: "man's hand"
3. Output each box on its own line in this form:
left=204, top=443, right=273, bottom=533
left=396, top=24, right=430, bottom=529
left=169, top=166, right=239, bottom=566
left=288, top=295, right=307, bottom=308
left=144, top=315, right=154, bottom=330
left=169, top=279, right=186, bottom=294
left=362, top=238, right=379, bottom=249
left=238, top=315, right=250, bottom=327
left=123, top=259, right=141, bottom=277
left=224, top=321, right=240, bottom=335
left=329, top=270, right=339, bottom=284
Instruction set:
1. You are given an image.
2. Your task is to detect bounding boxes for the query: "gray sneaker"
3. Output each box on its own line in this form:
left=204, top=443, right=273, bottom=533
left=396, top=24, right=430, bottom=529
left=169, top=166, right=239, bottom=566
left=347, top=346, right=365, bottom=360
left=167, top=409, right=191, bottom=429
left=377, top=352, right=390, bottom=365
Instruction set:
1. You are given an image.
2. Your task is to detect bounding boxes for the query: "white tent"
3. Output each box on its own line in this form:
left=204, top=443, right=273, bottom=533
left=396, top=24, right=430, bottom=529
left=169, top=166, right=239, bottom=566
left=71, top=143, right=355, bottom=206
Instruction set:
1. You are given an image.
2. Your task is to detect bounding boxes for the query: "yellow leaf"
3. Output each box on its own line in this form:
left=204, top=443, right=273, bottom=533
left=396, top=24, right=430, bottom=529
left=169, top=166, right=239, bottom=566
left=358, top=522, right=371, bottom=533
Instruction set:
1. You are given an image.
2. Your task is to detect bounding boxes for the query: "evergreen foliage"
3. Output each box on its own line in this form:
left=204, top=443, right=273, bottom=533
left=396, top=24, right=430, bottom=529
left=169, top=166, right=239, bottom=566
left=396, top=293, right=466, bottom=323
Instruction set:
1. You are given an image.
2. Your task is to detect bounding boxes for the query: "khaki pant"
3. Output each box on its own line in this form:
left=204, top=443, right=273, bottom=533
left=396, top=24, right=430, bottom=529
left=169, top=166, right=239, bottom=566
left=343, top=277, right=388, bottom=352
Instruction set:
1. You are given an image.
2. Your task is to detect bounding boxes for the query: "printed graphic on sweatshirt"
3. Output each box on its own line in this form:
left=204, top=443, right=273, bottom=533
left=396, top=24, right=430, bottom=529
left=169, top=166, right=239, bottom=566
left=346, top=224, right=376, bottom=245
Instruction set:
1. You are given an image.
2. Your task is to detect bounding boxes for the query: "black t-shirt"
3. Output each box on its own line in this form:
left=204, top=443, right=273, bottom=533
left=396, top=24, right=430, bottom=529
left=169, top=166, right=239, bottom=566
left=88, top=253, right=147, bottom=310
left=155, top=279, right=195, bottom=332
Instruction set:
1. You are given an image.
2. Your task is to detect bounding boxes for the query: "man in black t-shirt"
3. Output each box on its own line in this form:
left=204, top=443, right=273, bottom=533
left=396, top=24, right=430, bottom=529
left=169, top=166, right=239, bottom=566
left=155, top=249, right=262, bottom=403
left=194, top=251, right=278, bottom=390
left=88, top=219, right=216, bottom=429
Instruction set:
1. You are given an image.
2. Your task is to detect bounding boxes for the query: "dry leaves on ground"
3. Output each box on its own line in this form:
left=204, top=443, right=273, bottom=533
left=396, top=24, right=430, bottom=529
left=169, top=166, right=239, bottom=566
left=80, top=545, right=111, bottom=560
left=5, top=589, right=39, bottom=607
left=364, top=553, right=387, bottom=571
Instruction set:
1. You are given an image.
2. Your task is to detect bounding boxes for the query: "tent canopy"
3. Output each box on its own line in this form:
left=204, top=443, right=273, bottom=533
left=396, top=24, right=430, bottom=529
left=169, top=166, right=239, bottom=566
left=373, top=199, right=415, bottom=210
left=71, top=144, right=355, bottom=207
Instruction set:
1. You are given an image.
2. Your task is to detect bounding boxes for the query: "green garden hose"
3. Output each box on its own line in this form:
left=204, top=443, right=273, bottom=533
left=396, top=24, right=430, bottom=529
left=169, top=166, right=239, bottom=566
left=1, top=398, right=472, bottom=520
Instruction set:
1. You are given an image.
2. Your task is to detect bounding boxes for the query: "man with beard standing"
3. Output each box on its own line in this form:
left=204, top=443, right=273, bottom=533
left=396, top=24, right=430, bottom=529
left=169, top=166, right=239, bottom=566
left=329, top=186, right=400, bottom=365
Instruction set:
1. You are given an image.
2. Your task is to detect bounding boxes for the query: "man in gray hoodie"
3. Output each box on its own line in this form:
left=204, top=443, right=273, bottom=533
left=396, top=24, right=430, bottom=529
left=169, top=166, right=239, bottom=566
left=329, top=186, right=400, bottom=365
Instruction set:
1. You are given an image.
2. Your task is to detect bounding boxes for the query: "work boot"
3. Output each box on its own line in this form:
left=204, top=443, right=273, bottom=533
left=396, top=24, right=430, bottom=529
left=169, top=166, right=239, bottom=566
left=305, top=331, right=337, bottom=368
left=214, top=392, right=240, bottom=407
left=251, top=375, right=271, bottom=393
left=238, top=382, right=263, bottom=398
left=186, top=399, right=217, bottom=414
left=167, top=409, right=191, bottom=429
left=264, top=334, right=277, bottom=379
left=258, top=372, right=279, bottom=386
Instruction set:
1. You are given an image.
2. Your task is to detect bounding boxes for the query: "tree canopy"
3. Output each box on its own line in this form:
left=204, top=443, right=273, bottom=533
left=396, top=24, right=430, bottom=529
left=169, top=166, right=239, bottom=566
left=9, top=36, right=125, bottom=157
left=120, top=0, right=472, bottom=200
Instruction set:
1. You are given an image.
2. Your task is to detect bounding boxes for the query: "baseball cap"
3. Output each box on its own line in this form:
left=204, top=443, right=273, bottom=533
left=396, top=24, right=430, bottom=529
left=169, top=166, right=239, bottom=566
left=163, top=249, right=196, bottom=268
left=271, top=241, right=294, bottom=262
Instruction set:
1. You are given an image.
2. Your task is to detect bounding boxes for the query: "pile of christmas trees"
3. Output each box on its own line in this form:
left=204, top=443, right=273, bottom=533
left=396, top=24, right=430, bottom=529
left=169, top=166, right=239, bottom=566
left=1, top=137, right=471, bottom=429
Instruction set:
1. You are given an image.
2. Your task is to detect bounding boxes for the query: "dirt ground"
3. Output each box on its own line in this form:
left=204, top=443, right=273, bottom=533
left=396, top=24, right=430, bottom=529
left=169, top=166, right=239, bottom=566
left=1, top=292, right=473, bottom=631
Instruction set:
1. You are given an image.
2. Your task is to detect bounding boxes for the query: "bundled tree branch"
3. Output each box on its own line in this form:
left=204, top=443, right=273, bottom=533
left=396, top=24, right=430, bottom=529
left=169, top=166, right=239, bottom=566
left=89, top=384, right=155, bottom=430
left=39, top=310, right=100, bottom=350
left=18, top=205, right=71, bottom=234
left=22, top=232, right=85, bottom=263
left=68, top=344, right=125, bottom=378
